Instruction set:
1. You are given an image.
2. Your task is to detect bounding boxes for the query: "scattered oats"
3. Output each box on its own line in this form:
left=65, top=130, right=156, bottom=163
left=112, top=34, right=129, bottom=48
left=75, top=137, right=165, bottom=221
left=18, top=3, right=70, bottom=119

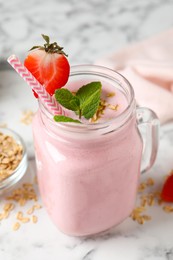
left=135, top=206, right=146, bottom=213
left=0, top=203, right=15, bottom=221
left=130, top=204, right=151, bottom=225
left=106, top=92, right=115, bottom=98
left=32, top=215, right=38, bottom=224
left=23, top=183, right=33, bottom=189
left=131, top=207, right=145, bottom=218
left=107, top=104, right=119, bottom=110
left=0, top=213, right=4, bottom=221
left=142, top=215, right=152, bottom=221
left=130, top=207, right=151, bottom=225
left=19, top=198, right=26, bottom=206
left=16, top=211, right=23, bottom=220
left=153, top=191, right=161, bottom=198
left=3, top=210, right=9, bottom=219
left=34, top=204, right=42, bottom=210
left=131, top=179, right=158, bottom=224
left=3, top=203, right=14, bottom=211
left=137, top=216, right=145, bottom=225
left=158, top=198, right=163, bottom=205
left=146, top=178, right=154, bottom=186
left=90, top=99, right=119, bottom=123
left=6, top=183, right=38, bottom=203
left=21, top=217, right=30, bottom=223
left=140, top=196, right=147, bottom=207
left=20, top=110, right=34, bottom=125
left=131, top=171, right=173, bottom=225
left=27, top=203, right=42, bottom=215
left=100, top=100, right=107, bottom=106
left=138, top=182, right=147, bottom=192
left=163, top=205, right=173, bottom=213
left=27, top=207, right=34, bottom=215
left=0, top=181, right=41, bottom=231
left=90, top=113, right=98, bottom=123
left=147, top=194, right=155, bottom=206
left=13, top=222, right=20, bottom=231
left=140, top=193, right=155, bottom=207
left=89, top=116, right=96, bottom=123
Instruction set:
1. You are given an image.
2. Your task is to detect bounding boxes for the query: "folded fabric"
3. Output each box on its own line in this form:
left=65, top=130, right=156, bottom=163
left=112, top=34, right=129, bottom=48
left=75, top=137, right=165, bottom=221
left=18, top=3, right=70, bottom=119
left=95, top=28, right=173, bottom=124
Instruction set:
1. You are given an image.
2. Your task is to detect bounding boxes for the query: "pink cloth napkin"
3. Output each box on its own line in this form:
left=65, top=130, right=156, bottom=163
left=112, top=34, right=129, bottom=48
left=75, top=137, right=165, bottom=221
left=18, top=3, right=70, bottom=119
left=96, top=28, right=173, bottom=124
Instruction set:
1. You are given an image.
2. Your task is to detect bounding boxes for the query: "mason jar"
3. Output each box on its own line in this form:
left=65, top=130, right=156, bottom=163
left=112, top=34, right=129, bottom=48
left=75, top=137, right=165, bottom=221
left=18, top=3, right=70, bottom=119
left=32, top=65, right=159, bottom=236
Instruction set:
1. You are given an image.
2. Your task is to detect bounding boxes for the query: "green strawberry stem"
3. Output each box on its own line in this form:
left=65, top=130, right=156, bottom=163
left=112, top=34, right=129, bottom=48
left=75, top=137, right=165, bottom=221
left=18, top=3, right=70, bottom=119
left=30, top=34, right=68, bottom=56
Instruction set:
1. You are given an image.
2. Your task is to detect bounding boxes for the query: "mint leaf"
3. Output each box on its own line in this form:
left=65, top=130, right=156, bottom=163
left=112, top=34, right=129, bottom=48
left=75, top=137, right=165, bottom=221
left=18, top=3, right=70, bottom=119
left=76, top=82, right=101, bottom=119
left=55, top=89, right=80, bottom=111
left=54, top=115, right=81, bottom=123
left=54, top=82, right=102, bottom=122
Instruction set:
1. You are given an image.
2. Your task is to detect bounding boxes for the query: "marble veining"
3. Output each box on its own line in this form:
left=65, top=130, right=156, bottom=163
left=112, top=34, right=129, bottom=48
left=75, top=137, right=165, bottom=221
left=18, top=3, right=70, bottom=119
left=0, top=0, right=173, bottom=259
left=0, top=0, right=173, bottom=64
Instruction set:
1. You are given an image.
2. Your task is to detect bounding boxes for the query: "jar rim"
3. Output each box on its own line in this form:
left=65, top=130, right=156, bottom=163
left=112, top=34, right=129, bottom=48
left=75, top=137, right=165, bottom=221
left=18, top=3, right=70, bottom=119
left=39, top=65, right=136, bottom=133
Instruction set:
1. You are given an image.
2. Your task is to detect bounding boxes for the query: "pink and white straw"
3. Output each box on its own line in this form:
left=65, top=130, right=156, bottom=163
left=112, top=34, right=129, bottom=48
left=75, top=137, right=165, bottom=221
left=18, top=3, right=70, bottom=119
left=7, top=55, right=66, bottom=116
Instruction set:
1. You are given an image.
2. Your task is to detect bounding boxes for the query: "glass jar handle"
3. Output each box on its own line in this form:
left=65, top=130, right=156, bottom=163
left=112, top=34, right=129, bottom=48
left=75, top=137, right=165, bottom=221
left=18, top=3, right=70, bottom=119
left=136, top=107, right=160, bottom=173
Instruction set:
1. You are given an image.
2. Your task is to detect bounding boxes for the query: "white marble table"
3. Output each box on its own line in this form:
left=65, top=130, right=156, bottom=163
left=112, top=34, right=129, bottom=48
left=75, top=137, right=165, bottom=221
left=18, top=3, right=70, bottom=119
left=0, top=0, right=173, bottom=259
left=1, top=0, right=173, bottom=64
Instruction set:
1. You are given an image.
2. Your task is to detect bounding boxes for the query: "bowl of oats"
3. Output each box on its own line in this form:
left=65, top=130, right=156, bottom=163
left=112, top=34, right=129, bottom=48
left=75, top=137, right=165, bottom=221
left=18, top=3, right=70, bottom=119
left=0, top=128, right=28, bottom=193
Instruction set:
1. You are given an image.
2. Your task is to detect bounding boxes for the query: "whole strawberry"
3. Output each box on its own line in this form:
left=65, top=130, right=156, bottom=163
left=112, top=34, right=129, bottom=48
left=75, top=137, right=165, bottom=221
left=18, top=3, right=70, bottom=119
left=24, top=34, right=70, bottom=96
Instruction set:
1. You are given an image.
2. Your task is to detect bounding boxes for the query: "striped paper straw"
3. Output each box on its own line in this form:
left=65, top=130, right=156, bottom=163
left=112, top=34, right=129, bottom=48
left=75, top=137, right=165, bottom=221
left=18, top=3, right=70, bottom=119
left=7, top=55, right=66, bottom=116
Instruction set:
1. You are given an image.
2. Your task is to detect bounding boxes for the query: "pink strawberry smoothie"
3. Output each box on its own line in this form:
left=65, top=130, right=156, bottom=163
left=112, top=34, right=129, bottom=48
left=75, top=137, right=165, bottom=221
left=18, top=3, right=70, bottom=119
left=32, top=80, right=143, bottom=236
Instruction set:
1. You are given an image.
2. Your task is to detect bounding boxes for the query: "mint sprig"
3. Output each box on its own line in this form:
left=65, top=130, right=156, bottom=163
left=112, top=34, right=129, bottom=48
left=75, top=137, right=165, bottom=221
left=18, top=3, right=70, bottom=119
left=55, top=88, right=80, bottom=111
left=54, top=115, right=81, bottom=124
left=76, top=82, right=101, bottom=119
left=54, top=81, right=102, bottom=123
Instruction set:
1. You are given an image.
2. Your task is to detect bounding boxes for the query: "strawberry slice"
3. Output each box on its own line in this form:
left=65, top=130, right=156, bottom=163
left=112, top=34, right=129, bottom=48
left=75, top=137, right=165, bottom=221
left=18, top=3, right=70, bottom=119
left=161, top=172, right=173, bottom=202
left=24, top=34, right=70, bottom=96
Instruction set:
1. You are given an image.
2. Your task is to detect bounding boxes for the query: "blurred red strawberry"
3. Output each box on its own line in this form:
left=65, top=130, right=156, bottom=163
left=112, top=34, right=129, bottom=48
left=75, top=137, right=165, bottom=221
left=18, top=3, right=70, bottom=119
left=161, top=172, right=173, bottom=202
left=24, top=34, right=70, bottom=96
